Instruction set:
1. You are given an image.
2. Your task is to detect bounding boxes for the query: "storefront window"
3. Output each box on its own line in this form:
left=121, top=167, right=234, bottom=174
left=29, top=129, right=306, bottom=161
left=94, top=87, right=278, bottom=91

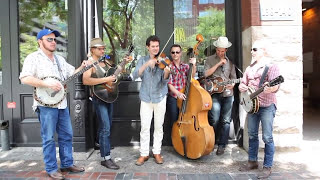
left=19, top=0, right=68, bottom=70
left=174, top=0, right=225, bottom=65
left=102, top=0, right=155, bottom=74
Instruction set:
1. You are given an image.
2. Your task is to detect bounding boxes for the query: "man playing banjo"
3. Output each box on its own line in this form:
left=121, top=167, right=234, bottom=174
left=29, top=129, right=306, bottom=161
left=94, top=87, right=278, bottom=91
left=19, top=29, right=87, bottom=179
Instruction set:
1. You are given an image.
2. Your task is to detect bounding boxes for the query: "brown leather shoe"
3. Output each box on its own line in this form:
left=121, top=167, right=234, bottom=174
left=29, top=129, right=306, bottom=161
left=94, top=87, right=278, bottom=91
left=239, top=160, right=258, bottom=171
left=153, top=154, right=163, bottom=164
left=135, top=156, right=149, bottom=166
left=48, top=171, right=64, bottom=179
left=60, top=165, right=85, bottom=173
left=258, top=167, right=272, bottom=179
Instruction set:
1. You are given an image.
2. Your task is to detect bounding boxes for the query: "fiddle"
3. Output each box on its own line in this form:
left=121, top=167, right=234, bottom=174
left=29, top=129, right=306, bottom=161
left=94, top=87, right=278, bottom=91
left=156, top=53, right=171, bottom=69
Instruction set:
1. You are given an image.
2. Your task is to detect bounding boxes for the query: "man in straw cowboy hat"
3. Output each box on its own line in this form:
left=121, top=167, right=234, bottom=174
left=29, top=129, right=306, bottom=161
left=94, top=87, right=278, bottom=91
left=83, top=37, right=130, bottom=170
left=204, top=36, right=237, bottom=156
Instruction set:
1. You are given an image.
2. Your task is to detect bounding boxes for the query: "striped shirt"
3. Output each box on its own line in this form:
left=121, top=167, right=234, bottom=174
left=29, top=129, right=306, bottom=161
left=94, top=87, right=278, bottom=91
left=168, top=62, right=190, bottom=98
left=240, top=61, right=280, bottom=107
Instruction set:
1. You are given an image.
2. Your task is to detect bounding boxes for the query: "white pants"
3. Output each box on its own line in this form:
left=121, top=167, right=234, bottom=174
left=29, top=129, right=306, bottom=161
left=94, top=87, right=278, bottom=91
left=139, top=97, right=167, bottom=156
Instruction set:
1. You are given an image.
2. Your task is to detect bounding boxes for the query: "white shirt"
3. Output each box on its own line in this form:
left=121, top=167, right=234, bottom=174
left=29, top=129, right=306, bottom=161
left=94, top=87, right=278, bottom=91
left=19, top=49, right=75, bottom=110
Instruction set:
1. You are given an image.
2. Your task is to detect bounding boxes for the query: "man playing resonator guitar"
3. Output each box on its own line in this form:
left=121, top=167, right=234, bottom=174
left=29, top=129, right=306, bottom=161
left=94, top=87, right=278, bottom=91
left=238, top=40, right=280, bottom=179
left=82, top=38, right=131, bottom=170
left=204, top=37, right=237, bottom=156
left=19, top=29, right=86, bottom=179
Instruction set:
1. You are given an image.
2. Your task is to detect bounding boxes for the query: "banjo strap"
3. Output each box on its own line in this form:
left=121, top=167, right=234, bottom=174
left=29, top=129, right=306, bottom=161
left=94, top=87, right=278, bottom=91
left=54, top=55, right=65, bottom=81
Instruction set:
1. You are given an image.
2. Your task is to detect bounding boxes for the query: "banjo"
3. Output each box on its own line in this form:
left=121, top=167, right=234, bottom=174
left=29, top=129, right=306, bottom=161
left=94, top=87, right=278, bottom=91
left=34, top=55, right=108, bottom=107
left=240, top=75, right=284, bottom=113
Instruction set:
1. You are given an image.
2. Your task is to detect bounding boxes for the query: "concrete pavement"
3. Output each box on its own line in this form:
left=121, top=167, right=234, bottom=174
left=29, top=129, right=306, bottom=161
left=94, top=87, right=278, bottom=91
left=1, top=142, right=320, bottom=179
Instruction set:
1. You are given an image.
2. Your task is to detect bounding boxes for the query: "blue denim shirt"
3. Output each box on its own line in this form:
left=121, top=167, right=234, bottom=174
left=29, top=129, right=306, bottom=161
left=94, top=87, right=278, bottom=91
left=132, top=55, right=168, bottom=103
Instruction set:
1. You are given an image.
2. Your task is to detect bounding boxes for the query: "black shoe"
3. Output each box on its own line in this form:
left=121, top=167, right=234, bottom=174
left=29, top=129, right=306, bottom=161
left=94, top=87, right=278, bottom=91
left=216, top=146, right=225, bottom=155
left=101, top=159, right=120, bottom=170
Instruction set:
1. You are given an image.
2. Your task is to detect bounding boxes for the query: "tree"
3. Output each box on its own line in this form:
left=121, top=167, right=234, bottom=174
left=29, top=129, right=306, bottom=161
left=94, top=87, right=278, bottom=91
left=103, top=0, right=154, bottom=63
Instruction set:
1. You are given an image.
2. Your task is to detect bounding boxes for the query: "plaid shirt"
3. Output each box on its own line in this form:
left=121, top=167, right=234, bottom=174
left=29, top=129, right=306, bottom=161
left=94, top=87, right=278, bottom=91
left=240, top=61, right=280, bottom=107
left=168, top=62, right=190, bottom=98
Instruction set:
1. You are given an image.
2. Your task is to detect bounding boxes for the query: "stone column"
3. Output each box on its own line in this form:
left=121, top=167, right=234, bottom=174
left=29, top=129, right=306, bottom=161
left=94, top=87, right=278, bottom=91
left=240, top=0, right=303, bottom=151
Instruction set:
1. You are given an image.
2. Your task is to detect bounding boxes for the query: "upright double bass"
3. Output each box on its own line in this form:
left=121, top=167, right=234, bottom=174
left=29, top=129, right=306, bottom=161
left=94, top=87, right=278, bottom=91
left=171, top=34, right=215, bottom=159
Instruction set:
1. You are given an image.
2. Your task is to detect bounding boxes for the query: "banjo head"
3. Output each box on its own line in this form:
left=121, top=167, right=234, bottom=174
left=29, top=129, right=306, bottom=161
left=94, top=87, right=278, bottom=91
left=240, top=92, right=253, bottom=113
left=34, top=76, right=66, bottom=107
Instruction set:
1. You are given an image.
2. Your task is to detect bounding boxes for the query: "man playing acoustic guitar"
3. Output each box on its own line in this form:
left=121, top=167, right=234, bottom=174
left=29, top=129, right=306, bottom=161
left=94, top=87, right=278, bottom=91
left=19, top=29, right=86, bottom=179
left=204, top=37, right=237, bottom=155
left=238, top=40, right=280, bottom=179
left=82, top=38, right=130, bottom=170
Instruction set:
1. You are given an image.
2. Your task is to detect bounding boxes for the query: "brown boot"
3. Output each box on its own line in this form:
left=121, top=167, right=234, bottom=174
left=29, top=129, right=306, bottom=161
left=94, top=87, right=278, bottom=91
left=135, top=156, right=149, bottom=166
left=239, top=160, right=258, bottom=171
left=153, top=154, right=163, bottom=164
left=258, top=167, right=272, bottom=179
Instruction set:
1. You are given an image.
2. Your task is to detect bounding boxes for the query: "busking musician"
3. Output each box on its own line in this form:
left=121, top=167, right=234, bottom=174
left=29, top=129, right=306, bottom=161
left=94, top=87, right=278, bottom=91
left=204, top=36, right=237, bottom=156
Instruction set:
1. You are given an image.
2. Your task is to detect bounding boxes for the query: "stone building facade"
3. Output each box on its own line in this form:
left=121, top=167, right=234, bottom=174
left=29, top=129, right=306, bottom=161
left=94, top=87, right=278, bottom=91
left=240, top=0, right=303, bottom=151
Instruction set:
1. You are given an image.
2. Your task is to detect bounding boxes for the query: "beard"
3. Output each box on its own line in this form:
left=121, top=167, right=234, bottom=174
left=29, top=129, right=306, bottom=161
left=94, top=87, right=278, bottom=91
left=43, top=43, right=56, bottom=52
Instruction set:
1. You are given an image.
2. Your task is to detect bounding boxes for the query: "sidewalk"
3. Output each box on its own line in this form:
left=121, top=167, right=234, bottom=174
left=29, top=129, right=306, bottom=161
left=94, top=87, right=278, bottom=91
left=1, top=143, right=319, bottom=179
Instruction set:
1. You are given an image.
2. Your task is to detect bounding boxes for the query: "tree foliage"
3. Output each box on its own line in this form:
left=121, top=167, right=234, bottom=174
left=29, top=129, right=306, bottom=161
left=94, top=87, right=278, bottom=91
left=18, top=0, right=67, bottom=67
left=103, top=0, right=154, bottom=63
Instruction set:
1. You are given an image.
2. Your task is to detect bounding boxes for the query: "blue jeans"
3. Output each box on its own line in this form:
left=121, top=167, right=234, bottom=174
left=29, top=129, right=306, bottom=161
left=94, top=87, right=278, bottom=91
left=248, top=104, right=276, bottom=168
left=92, top=96, right=113, bottom=158
left=37, top=106, right=74, bottom=174
left=166, top=95, right=179, bottom=128
left=208, top=94, right=234, bottom=147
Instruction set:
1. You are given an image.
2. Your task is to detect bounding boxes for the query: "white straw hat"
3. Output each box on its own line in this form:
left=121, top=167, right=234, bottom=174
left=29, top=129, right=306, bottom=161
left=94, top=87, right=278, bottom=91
left=213, top=37, right=232, bottom=48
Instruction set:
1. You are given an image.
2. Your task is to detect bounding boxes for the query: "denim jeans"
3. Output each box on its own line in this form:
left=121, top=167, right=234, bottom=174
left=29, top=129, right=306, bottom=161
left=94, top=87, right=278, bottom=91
left=208, top=94, right=234, bottom=147
left=37, top=106, right=74, bottom=174
left=248, top=104, right=276, bottom=168
left=92, top=96, right=113, bottom=158
left=166, top=95, right=179, bottom=129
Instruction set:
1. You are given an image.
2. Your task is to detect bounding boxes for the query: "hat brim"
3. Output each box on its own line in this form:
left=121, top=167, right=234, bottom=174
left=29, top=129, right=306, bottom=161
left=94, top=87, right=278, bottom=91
left=90, top=44, right=106, bottom=48
left=213, top=41, right=232, bottom=48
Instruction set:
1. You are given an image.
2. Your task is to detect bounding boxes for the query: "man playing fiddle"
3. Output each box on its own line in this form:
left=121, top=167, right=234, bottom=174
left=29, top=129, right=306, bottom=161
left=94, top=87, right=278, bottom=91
left=132, top=35, right=170, bottom=165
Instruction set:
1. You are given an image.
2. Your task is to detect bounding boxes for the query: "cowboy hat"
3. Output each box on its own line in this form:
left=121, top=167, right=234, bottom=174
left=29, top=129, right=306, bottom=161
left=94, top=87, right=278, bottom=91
left=89, top=38, right=106, bottom=48
left=213, top=37, right=232, bottom=48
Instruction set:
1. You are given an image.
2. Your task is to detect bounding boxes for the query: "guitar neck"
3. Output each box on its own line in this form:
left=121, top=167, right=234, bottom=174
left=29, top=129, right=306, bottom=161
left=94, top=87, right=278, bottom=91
left=113, top=60, right=127, bottom=77
left=61, top=61, right=99, bottom=85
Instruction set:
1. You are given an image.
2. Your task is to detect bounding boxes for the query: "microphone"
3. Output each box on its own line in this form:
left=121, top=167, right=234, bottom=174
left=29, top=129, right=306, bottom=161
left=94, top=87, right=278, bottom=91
left=101, top=54, right=111, bottom=60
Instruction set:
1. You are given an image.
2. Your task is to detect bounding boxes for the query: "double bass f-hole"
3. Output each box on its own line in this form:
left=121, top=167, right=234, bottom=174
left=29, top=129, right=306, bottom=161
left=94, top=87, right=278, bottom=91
left=192, top=115, right=200, bottom=131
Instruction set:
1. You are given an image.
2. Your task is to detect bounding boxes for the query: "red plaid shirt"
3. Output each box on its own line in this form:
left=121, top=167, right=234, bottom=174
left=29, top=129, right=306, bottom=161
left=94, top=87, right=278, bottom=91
left=168, top=62, right=190, bottom=98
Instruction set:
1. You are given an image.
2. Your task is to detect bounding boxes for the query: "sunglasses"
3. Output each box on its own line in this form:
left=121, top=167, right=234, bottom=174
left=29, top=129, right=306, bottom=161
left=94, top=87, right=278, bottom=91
left=94, top=47, right=106, bottom=51
left=45, top=38, right=57, bottom=42
left=171, top=51, right=180, bottom=54
left=251, top=48, right=258, bottom=52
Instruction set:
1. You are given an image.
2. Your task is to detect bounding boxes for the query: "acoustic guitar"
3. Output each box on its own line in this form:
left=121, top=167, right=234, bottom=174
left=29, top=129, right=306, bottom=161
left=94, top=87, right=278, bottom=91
left=92, top=45, right=134, bottom=103
left=240, top=75, right=284, bottom=113
left=199, top=77, right=241, bottom=94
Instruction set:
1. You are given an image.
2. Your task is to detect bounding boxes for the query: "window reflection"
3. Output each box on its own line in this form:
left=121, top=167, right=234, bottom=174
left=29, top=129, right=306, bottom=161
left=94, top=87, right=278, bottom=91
left=19, top=0, right=68, bottom=71
left=102, top=0, right=155, bottom=77
left=174, top=0, right=225, bottom=66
